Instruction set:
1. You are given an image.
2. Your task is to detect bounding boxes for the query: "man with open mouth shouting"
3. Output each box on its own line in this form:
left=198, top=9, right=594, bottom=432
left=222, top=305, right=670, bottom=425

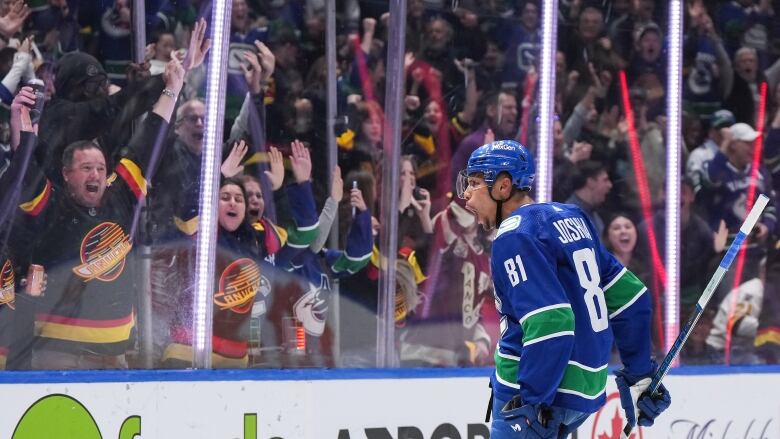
left=6, top=19, right=210, bottom=370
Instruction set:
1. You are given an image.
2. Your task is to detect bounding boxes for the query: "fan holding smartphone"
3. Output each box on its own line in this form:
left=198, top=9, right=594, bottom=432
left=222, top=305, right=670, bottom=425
left=399, top=155, right=433, bottom=235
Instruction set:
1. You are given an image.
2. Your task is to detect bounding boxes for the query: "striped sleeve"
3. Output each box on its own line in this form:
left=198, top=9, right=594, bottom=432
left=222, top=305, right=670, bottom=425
left=596, top=243, right=653, bottom=377
left=492, top=231, right=574, bottom=406
left=115, top=158, right=148, bottom=200
left=18, top=179, right=51, bottom=216
left=284, top=181, right=319, bottom=248
left=328, top=209, right=372, bottom=275
left=556, top=361, right=609, bottom=400
left=519, top=303, right=575, bottom=346
left=603, top=267, right=647, bottom=318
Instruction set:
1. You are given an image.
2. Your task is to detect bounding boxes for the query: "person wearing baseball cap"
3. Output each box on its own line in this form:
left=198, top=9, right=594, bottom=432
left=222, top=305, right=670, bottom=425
left=686, top=109, right=736, bottom=194
left=703, top=120, right=776, bottom=320
left=711, top=109, right=736, bottom=130
left=729, top=122, right=760, bottom=143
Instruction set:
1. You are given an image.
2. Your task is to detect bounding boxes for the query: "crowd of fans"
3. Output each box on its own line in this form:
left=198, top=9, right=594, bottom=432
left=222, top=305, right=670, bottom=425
left=0, top=0, right=779, bottom=370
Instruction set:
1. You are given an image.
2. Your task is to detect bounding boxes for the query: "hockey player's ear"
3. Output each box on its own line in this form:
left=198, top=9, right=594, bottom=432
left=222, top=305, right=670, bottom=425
left=495, top=174, right=513, bottom=197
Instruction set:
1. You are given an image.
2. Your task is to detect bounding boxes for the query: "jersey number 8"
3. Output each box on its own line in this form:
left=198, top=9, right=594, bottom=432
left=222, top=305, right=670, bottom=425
left=573, top=248, right=608, bottom=332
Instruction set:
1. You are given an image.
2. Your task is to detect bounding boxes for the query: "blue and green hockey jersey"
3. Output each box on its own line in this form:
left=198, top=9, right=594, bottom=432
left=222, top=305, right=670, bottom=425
left=490, top=202, right=653, bottom=414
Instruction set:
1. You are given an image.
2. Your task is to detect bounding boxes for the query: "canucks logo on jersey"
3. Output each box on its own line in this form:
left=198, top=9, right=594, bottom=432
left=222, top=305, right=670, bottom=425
left=216, top=258, right=261, bottom=314
left=294, top=274, right=330, bottom=337
left=0, top=259, right=14, bottom=309
left=73, top=222, right=132, bottom=282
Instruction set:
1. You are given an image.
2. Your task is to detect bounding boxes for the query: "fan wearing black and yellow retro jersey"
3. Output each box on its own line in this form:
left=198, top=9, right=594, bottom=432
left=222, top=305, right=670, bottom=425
left=10, top=52, right=193, bottom=369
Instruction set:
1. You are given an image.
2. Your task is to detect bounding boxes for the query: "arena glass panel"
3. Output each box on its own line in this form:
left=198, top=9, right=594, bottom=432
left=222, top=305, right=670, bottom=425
left=353, top=0, right=547, bottom=369
left=232, top=0, right=365, bottom=369
left=0, top=1, right=220, bottom=371
left=214, top=0, right=780, bottom=374
left=678, top=1, right=780, bottom=367
left=330, top=0, right=401, bottom=368
left=549, top=0, right=681, bottom=368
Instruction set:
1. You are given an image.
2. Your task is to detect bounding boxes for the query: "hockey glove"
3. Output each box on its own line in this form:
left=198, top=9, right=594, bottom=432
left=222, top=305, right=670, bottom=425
left=499, top=396, right=564, bottom=438
left=615, top=364, right=671, bottom=428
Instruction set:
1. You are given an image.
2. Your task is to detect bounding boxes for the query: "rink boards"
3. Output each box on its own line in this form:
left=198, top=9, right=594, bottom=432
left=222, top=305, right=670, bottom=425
left=0, top=366, right=778, bottom=438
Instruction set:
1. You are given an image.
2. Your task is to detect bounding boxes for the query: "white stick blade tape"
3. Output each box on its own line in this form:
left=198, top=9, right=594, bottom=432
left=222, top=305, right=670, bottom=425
left=740, top=194, right=769, bottom=234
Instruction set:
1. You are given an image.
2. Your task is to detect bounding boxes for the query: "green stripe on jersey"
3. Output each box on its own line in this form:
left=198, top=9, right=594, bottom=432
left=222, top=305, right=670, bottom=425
left=494, top=351, right=520, bottom=388
left=286, top=224, right=320, bottom=248
left=331, top=253, right=371, bottom=274
left=520, top=305, right=575, bottom=345
left=557, top=362, right=608, bottom=399
left=603, top=268, right=646, bottom=318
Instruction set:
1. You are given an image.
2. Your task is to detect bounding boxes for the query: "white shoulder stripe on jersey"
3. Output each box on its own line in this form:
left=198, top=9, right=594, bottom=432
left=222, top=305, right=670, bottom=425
left=344, top=251, right=373, bottom=261
left=523, top=331, right=575, bottom=346
left=557, top=386, right=607, bottom=400
left=496, top=350, right=521, bottom=361
left=608, top=287, right=647, bottom=319
left=567, top=360, right=608, bottom=373
left=296, top=222, right=320, bottom=232
left=519, top=303, right=572, bottom=325
left=495, top=371, right=521, bottom=389
left=496, top=215, right=522, bottom=238
left=602, top=267, right=627, bottom=292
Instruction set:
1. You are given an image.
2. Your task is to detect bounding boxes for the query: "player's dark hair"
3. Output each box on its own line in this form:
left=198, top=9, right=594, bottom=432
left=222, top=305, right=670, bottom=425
left=495, top=171, right=529, bottom=194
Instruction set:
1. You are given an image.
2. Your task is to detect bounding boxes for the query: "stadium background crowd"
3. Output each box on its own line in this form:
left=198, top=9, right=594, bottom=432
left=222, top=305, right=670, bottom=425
left=0, top=0, right=779, bottom=370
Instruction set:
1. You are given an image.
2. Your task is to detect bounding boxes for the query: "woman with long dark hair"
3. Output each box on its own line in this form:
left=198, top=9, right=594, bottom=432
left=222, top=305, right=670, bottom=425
left=162, top=141, right=319, bottom=368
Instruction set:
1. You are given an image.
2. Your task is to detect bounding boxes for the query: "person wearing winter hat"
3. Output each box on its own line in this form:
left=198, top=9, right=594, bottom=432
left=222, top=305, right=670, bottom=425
left=37, top=18, right=211, bottom=188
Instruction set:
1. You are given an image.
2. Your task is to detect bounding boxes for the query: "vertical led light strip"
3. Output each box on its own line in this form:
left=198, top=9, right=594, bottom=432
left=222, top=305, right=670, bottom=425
left=534, top=0, right=558, bottom=202
left=665, top=0, right=683, bottom=361
left=193, top=3, right=232, bottom=368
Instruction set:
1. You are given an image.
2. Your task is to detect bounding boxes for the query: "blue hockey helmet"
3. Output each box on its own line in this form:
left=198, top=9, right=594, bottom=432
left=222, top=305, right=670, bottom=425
left=459, top=140, right=535, bottom=197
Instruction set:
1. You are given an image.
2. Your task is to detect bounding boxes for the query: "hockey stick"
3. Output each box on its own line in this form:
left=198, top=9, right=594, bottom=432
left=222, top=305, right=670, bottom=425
left=621, top=193, right=770, bottom=439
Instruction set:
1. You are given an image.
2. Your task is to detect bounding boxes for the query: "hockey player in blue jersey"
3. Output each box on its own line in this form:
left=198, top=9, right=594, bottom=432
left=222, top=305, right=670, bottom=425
left=456, top=140, right=671, bottom=438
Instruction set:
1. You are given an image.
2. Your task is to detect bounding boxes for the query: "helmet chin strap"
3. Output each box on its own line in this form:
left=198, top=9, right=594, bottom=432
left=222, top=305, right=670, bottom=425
left=488, top=185, right=515, bottom=228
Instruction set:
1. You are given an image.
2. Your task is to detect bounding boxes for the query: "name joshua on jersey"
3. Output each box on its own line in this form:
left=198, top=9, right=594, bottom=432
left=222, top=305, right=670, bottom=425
left=552, top=217, right=593, bottom=244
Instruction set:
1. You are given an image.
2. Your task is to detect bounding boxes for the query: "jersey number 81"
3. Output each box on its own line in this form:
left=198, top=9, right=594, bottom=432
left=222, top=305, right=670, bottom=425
left=503, top=248, right=608, bottom=332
